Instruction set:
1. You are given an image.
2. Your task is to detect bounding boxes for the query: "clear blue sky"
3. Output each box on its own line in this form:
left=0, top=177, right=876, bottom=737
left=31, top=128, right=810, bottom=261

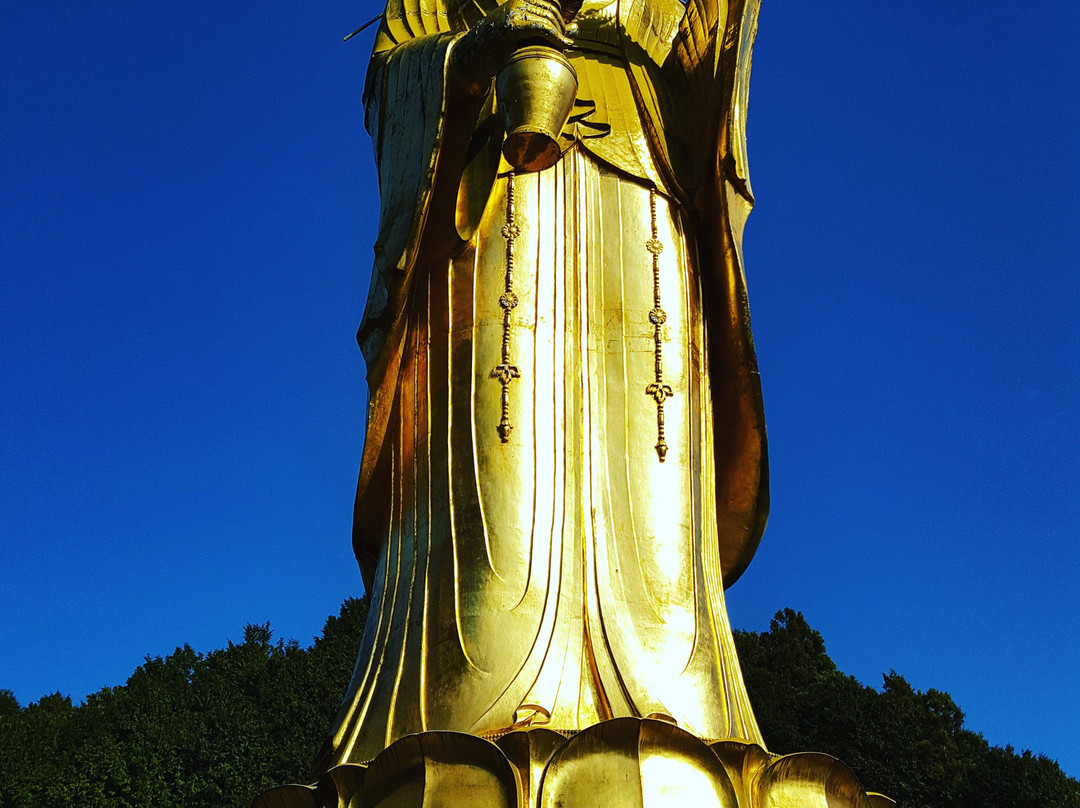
left=2, top=0, right=1078, bottom=779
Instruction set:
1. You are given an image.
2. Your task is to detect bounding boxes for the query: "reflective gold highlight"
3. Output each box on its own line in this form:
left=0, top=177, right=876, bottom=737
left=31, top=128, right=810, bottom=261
left=254, top=0, right=888, bottom=803
left=256, top=720, right=895, bottom=808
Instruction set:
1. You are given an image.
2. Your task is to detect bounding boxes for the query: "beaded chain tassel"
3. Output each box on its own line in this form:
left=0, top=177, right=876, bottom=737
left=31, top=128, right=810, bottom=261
left=644, top=187, right=672, bottom=462
left=490, top=172, right=521, bottom=443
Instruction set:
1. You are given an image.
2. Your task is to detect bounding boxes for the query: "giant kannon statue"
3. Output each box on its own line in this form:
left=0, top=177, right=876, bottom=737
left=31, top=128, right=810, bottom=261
left=257, top=0, right=889, bottom=804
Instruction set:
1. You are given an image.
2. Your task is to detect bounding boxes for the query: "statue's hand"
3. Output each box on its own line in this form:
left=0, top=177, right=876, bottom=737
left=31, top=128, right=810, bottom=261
left=488, top=0, right=575, bottom=50
left=451, top=0, right=574, bottom=95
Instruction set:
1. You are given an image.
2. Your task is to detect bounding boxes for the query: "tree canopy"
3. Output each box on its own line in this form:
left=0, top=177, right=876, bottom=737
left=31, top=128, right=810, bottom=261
left=734, top=609, right=1079, bottom=808
left=1, top=600, right=1074, bottom=808
left=0, top=598, right=367, bottom=808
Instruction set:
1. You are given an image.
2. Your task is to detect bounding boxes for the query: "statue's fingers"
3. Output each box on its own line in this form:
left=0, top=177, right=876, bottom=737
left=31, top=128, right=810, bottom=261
left=529, top=20, right=573, bottom=49
left=517, top=3, right=560, bottom=30
left=531, top=5, right=575, bottom=43
left=536, top=24, right=574, bottom=49
left=522, top=0, right=565, bottom=32
left=526, top=0, right=566, bottom=22
left=509, top=11, right=567, bottom=46
left=499, top=0, right=572, bottom=49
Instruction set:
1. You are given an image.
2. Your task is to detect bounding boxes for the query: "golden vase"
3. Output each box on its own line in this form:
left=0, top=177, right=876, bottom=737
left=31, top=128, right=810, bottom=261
left=496, top=44, right=578, bottom=172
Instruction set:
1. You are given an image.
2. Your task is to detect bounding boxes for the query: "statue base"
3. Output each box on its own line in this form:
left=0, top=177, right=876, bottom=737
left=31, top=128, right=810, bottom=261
left=253, top=718, right=892, bottom=808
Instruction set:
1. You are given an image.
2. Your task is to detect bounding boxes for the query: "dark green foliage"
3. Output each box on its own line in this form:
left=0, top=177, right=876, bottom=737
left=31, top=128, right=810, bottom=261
left=2, top=600, right=1075, bottom=808
left=0, top=598, right=367, bottom=808
left=734, top=609, right=1080, bottom=808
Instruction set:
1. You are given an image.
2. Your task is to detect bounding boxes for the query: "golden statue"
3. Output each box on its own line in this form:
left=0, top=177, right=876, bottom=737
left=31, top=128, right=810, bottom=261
left=255, top=1, right=892, bottom=805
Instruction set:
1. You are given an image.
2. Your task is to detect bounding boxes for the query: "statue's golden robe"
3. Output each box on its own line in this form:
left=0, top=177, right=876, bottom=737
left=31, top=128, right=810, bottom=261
left=322, top=0, right=769, bottom=770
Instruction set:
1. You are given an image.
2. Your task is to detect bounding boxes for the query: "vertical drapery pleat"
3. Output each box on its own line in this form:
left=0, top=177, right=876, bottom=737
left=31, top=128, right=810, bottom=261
left=329, top=150, right=762, bottom=766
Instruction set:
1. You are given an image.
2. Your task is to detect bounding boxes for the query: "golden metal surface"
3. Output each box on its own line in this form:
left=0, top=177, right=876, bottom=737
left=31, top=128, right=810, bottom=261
left=489, top=171, right=522, bottom=442
left=250, top=0, right=883, bottom=804
left=495, top=727, right=566, bottom=807
left=644, top=187, right=672, bottom=462
left=317, top=0, right=774, bottom=773
left=496, top=46, right=579, bottom=172
left=264, top=721, right=884, bottom=808
left=538, top=718, right=739, bottom=807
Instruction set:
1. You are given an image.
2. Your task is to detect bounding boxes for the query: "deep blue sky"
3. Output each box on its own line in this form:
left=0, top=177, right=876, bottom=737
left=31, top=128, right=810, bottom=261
left=2, top=0, right=1078, bottom=779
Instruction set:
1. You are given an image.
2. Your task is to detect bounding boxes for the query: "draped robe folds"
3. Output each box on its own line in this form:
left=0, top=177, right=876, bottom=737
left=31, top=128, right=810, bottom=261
left=322, top=0, right=769, bottom=770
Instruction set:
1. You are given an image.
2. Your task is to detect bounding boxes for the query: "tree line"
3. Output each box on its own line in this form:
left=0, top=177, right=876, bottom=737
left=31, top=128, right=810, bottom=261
left=0, top=599, right=1075, bottom=808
